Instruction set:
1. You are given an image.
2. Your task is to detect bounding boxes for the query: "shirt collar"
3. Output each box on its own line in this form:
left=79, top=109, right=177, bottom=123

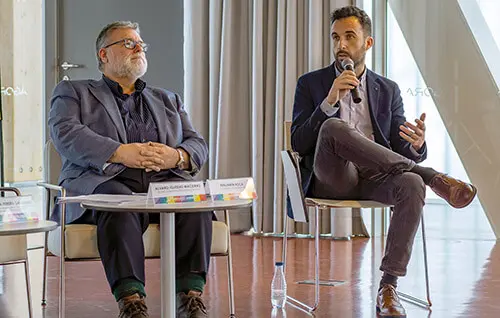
left=334, top=61, right=367, bottom=88
left=102, top=74, right=146, bottom=97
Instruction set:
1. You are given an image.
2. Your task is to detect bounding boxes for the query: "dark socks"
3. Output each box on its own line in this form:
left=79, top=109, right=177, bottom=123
left=176, top=272, right=206, bottom=294
left=380, top=272, right=398, bottom=289
left=113, top=278, right=146, bottom=301
left=410, top=165, right=439, bottom=185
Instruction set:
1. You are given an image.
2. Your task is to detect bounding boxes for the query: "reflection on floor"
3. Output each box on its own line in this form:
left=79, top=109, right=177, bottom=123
left=0, top=184, right=497, bottom=317
left=0, top=230, right=499, bottom=317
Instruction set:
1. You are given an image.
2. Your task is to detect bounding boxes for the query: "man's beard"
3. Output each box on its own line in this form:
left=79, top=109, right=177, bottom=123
left=114, top=55, right=148, bottom=79
left=335, top=51, right=366, bottom=69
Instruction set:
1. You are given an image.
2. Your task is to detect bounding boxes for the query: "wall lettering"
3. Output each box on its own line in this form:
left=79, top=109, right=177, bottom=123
left=0, top=86, right=28, bottom=96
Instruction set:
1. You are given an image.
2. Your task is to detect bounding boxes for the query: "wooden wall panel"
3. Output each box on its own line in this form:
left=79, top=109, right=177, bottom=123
left=0, top=0, right=15, bottom=182
left=0, top=0, right=43, bottom=182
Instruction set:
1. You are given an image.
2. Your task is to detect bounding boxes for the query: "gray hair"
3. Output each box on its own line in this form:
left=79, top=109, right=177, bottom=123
left=95, top=21, right=140, bottom=71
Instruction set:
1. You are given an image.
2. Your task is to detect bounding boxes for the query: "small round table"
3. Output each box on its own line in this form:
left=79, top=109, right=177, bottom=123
left=81, top=199, right=252, bottom=318
left=0, top=220, right=58, bottom=318
left=0, top=220, right=58, bottom=236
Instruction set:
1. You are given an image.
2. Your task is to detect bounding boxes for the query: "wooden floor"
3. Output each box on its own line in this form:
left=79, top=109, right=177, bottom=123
left=0, top=201, right=498, bottom=318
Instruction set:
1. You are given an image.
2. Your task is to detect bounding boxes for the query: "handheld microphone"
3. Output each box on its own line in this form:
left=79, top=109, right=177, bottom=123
left=341, top=58, right=362, bottom=104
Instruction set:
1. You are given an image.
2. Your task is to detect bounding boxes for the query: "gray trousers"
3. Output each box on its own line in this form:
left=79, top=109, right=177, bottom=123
left=311, top=118, right=425, bottom=277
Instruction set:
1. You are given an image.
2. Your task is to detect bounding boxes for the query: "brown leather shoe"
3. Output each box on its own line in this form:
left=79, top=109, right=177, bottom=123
left=118, top=293, right=149, bottom=318
left=429, top=173, right=477, bottom=208
left=177, top=291, right=208, bottom=318
left=376, top=284, right=406, bottom=317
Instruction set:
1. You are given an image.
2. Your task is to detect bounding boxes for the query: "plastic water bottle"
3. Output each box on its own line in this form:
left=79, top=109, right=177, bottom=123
left=271, top=261, right=287, bottom=308
left=271, top=307, right=287, bottom=317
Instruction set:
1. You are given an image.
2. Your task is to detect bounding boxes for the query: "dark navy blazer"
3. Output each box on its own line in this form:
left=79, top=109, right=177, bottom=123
left=289, top=63, right=427, bottom=217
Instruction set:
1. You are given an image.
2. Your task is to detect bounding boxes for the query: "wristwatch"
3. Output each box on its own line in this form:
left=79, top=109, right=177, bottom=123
left=176, top=148, right=185, bottom=169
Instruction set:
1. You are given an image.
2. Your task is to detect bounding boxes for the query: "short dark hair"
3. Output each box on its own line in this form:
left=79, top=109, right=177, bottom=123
left=330, top=6, right=372, bottom=37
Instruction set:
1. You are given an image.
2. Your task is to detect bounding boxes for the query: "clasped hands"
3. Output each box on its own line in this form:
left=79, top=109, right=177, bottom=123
left=109, top=142, right=180, bottom=172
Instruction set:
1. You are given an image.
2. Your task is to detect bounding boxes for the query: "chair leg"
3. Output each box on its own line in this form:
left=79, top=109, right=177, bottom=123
left=285, top=205, right=320, bottom=313
left=282, top=207, right=288, bottom=272
left=42, top=188, right=51, bottom=307
left=59, top=226, right=66, bottom=318
left=382, top=207, right=389, bottom=237
left=41, top=230, right=49, bottom=306
left=24, top=259, right=33, bottom=318
left=59, top=199, right=67, bottom=318
left=421, top=213, right=432, bottom=306
left=371, top=207, right=388, bottom=237
left=224, top=210, right=236, bottom=318
left=397, top=213, right=432, bottom=308
left=370, top=208, right=375, bottom=237
left=313, top=205, right=320, bottom=309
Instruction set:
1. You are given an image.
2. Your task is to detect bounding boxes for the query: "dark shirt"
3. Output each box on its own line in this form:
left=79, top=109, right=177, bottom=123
left=102, top=75, right=173, bottom=183
left=103, top=75, right=159, bottom=143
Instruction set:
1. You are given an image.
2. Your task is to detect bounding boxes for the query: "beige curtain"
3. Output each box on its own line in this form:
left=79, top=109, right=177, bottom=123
left=184, top=0, right=355, bottom=234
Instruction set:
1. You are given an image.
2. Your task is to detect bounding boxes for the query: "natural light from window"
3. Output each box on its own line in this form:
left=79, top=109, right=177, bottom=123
left=475, top=0, right=500, bottom=52
left=386, top=5, right=472, bottom=198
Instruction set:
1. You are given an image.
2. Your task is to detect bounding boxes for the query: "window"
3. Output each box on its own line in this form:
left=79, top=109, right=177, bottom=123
left=386, top=5, right=471, bottom=198
left=360, top=0, right=373, bottom=69
left=385, top=2, right=492, bottom=240
left=458, top=0, right=500, bottom=88
left=475, top=0, right=500, bottom=52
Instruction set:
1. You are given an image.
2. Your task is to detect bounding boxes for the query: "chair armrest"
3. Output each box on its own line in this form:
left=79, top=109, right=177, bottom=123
left=36, top=182, right=67, bottom=222
left=37, top=182, right=65, bottom=193
left=0, top=187, right=21, bottom=196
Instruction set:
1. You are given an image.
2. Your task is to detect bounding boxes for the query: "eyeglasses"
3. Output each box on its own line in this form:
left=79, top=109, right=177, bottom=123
left=103, top=38, right=149, bottom=52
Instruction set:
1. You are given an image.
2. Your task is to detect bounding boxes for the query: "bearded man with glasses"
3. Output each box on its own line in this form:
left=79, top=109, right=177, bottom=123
left=48, top=21, right=210, bottom=318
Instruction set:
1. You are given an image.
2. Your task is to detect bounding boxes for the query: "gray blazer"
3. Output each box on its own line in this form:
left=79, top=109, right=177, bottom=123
left=48, top=78, right=208, bottom=223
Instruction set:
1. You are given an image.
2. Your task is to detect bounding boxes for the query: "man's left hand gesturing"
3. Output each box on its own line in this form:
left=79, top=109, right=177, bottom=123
left=399, top=113, right=426, bottom=151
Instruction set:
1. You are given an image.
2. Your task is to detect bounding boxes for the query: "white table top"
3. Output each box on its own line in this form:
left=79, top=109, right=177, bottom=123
left=81, top=198, right=253, bottom=213
left=0, top=220, right=58, bottom=236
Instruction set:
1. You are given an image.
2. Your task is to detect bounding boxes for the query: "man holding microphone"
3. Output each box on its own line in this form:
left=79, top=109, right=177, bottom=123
left=291, top=6, right=477, bottom=317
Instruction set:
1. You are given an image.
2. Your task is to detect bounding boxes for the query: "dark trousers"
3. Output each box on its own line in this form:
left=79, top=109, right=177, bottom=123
left=311, top=118, right=425, bottom=277
left=72, top=169, right=213, bottom=291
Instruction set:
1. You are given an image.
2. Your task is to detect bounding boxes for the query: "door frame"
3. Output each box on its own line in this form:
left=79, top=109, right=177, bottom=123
left=43, top=0, right=59, bottom=147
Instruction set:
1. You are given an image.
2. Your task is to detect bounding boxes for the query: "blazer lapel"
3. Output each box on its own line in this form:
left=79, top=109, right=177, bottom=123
left=143, top=90, right=168, bottom=145
left=366, top=70, right=390, bottom=146
left=89, top=79, right=127, bottom=143
left=366, top=70, right=380, bottom=118
left=322, top=63, right=337, bottom=98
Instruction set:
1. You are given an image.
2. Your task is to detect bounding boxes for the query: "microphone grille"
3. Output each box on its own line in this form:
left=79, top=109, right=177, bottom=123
left=341, top=58, right=354, bottom=70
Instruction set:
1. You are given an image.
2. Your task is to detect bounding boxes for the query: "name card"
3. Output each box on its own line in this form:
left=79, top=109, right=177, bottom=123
left=147, top=181, right=207, bottom=204
left=206, top=177, right=257, bottom=201
left=0, top=195, right=38, bottom=224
